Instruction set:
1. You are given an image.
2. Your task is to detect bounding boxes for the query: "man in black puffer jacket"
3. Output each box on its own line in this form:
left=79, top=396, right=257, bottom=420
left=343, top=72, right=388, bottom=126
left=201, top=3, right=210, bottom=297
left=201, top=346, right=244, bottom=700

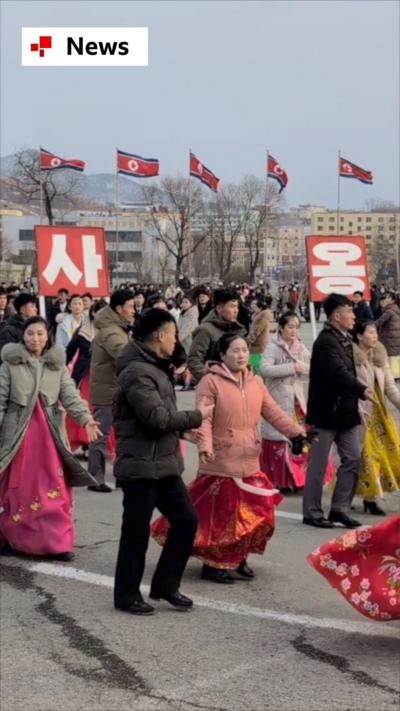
left=303, top=293, right=374, bottom=530
left=113, top=308, right=213, bottom=616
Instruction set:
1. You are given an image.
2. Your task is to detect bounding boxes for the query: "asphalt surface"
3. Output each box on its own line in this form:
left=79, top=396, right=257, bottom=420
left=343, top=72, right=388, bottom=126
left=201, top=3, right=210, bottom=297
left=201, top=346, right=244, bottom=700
left=1, top=323, right=400, bottom=711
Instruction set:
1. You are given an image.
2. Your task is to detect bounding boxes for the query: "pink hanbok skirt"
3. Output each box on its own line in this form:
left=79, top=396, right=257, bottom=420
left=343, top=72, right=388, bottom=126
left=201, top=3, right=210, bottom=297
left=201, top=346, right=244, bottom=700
left=0, top=402, right=74, bottom=555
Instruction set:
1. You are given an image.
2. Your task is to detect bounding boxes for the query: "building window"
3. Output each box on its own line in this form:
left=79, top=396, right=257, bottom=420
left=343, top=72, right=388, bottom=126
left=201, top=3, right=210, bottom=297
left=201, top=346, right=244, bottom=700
left=348, top=221, right=353, bottom=226
left=329, top=217, right=335, bottom=222
left=317, top=217, right=323, bottom=222
left=366, top=217, right=372, bottom=222
left=378, top=218, right=384, bottom=223
left=19, top=229, right=34, bottom=241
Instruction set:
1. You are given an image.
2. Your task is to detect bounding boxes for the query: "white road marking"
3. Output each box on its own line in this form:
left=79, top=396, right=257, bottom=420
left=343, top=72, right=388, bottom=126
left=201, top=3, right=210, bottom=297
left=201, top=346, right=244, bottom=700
left=6, top=560, right=399, bottom=640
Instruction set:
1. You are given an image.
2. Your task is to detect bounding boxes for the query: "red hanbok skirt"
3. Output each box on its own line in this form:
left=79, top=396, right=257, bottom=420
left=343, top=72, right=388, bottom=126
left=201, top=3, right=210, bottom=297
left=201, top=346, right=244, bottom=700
left=65, top=371, right=116, bottom=456
left=260, top=403, right=334, bottom=490
left=307, top=514, right=400, bottom=621
left=0, top=402, right=74, bottom=555
left=152, top=471, right=283, bottom=569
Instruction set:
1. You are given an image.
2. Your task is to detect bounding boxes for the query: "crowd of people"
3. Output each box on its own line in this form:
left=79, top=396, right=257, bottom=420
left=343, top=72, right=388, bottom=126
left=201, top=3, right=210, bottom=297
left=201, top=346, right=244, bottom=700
left=0, top=276, right=399, bottom=621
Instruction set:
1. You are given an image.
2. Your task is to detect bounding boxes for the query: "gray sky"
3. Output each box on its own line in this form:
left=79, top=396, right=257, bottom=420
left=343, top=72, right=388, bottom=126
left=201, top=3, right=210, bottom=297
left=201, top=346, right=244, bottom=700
left=1, top=0, right=399, bottom=208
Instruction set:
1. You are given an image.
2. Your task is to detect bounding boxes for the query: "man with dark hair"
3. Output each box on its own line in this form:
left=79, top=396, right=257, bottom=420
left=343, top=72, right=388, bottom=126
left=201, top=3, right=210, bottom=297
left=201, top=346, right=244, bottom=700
left=303, top=293, right=374, bottom=529
left=113, top=308, right=213, bottom=615
left=88, top=289, right=134, bottom=492
left=353, top=290, right=374, bottom=322
left=0, top=294, right=38, bottom=357
left=188, top=288, right=246, bottom=382
left=47, top=288, right=70, bottom=331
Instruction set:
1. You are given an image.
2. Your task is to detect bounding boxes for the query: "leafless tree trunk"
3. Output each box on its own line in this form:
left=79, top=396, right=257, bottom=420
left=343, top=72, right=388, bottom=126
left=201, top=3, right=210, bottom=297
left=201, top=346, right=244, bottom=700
left=9, top=149, right=80, bottom=224
left=240, top=176, right=282, bottom=284
left=141, top=177, right=210, bottom=283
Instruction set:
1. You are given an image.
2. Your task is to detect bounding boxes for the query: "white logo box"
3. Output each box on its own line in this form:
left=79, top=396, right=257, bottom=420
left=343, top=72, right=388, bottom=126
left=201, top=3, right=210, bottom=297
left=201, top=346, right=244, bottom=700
left=22, top=27, right=148, bottom=66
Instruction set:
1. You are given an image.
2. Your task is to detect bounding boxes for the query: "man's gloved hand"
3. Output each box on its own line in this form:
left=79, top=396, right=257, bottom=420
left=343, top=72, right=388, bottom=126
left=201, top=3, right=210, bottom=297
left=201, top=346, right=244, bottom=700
left=290, top=428, right=319, bottom=455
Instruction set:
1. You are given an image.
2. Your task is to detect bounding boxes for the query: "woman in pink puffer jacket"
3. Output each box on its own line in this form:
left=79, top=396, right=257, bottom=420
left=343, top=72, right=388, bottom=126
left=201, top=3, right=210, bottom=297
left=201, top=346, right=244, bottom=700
left=152, top=333, right=304, bottom=585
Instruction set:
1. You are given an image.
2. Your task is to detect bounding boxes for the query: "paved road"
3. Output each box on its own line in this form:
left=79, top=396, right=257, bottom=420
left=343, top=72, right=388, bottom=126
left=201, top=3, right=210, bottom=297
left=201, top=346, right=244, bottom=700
left=1, top=324, right=400, bottom=711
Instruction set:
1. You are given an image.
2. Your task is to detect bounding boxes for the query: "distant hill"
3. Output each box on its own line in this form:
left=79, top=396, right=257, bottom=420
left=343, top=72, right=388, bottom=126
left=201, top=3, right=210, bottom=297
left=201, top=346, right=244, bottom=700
left=0, top=153, right=147, bottom=206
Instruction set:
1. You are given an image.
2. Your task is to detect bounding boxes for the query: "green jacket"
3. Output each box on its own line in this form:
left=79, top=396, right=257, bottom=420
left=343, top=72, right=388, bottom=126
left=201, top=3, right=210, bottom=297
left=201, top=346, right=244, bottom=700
left=0, top=343, right=95, bottom=486
left=89, top=306, right=131, bottom=406
left=187, top=309, right=247, bottom=383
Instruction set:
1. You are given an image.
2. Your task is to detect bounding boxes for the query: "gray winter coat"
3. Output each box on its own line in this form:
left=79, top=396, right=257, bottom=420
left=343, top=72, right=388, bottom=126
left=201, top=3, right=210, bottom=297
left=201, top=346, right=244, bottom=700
left=260, top=335, right=310, bottom=440
left=178, top=305, right=199, bottom=355
left=0, top=343, right=95, bottom=486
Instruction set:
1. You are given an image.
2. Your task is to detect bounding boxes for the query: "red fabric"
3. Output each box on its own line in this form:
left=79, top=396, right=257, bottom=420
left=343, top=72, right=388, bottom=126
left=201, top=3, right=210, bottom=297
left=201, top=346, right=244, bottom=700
left=307, top=515, right=400, bottom=621
left=152, top=471, right=282, bottom=569
left=260, top=439, right=334, bottom=490
left=339, top=157, right=373, bottom=184
left=190, top=152, right=220, bottom=192
left=117, top=150, right=160, bottom=177
left=267, top=155, right=288, bottom=192
left=0, top=402, right=74, bottom=554
left=40, top=147, right=85, bottom=172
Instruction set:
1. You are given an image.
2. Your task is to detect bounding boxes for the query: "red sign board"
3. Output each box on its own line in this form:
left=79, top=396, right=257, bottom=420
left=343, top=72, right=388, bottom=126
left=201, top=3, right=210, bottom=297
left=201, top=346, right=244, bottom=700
left=306, top=235, right=370, bottom=301
left=35, top=225, right=110, bottom=297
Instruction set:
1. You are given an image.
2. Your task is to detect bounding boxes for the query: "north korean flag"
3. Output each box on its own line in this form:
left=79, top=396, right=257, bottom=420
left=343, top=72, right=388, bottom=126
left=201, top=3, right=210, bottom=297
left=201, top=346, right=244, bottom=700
left=267, top=155, right=288, bottom=193
left=117, top=150, right=160, bottom=178
left=190, top=152, right=220, bottom=192
left=40, top=147, right=86, bottom=172
left=339, top=158, right=373, bottom=185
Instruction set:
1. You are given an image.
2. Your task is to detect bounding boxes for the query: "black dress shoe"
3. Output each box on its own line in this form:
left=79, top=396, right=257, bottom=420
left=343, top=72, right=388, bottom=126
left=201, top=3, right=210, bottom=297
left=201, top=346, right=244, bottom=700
left=47, top=551, right=75, bottom=561
left=87, top=483, right=112, bottom=493
left=149, top=590, right=193, bottom=609
left=236, top=560, right=255, bottom=579
left=303, top=517, right=336, bottom=529
left=363, top=500, right=386, bottom=516
left=328, top=511, right=362, bottom=528
left=201, top=564, right=235, bottom=584
left=115, top=599, right=155, bottom=616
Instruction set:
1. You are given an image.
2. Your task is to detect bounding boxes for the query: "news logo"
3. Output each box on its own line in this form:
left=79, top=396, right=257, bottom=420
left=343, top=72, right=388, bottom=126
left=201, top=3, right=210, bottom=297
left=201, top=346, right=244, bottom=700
left=22, top=27, right=148, bottom=66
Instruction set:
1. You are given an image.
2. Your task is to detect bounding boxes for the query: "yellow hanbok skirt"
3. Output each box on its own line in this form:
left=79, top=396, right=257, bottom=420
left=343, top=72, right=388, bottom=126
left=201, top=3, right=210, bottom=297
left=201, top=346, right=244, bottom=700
left=356, top=385, right=400, bottom=499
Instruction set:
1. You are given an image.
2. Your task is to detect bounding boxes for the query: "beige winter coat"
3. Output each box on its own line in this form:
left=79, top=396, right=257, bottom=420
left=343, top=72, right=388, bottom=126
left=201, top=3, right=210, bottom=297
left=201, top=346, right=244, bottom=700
left=352, top=341, right=400, bottom=426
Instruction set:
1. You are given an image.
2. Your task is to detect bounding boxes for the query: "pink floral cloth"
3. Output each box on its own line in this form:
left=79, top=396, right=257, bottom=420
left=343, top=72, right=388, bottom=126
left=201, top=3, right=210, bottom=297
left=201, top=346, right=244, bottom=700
left=0, top=402, right=74, bottom=555
left=308, top=514, right=400, bottom=621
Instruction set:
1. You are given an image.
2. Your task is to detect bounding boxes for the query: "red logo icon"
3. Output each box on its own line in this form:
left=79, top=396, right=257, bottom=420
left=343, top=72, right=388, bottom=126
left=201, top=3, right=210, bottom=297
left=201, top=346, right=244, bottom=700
left=30, top=36, right=52, bottom=57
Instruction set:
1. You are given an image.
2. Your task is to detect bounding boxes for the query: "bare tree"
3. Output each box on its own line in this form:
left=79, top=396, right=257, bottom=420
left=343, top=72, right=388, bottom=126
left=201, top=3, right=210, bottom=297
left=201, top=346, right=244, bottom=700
left=240, top=176, right=282, bottom=284
left=9, top=149, right=81, bottom=224
left=140, top=176, right=210, bottom=283
left=205, top=183, right=244, bottom=281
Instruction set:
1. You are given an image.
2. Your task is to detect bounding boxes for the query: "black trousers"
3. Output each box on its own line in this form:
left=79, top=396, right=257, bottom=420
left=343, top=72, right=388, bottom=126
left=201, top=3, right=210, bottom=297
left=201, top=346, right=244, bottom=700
left=114, top=476, right=198, bottom=608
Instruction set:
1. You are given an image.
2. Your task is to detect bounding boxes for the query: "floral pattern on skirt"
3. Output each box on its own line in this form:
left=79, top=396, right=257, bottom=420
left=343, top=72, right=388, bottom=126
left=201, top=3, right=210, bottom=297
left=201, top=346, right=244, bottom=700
left=0, top=402, right=74, bottom=555
left=307, top=514, right=400, bottom=621
left=152, top=471, right=283, bottom=569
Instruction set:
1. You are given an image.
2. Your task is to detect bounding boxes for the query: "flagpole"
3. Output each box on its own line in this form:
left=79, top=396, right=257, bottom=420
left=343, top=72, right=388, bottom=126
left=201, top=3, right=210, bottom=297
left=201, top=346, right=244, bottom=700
left=265, top=150, right=270, bottom=284
left=39, top=146, right=44, bottom=224
left=115, top=156, right=120, bottom=287
left=187, top=149, right=192, bottom=282
left=336, top=149, right=341, bottom=234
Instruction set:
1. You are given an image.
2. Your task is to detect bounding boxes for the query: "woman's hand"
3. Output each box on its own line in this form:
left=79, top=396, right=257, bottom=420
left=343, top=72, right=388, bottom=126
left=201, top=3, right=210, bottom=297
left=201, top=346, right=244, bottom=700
left=199, top=452, right=215, bottom=464
left=183, top=429, right=202, bottom=444
left=85, top=420, right=102, bottom=442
